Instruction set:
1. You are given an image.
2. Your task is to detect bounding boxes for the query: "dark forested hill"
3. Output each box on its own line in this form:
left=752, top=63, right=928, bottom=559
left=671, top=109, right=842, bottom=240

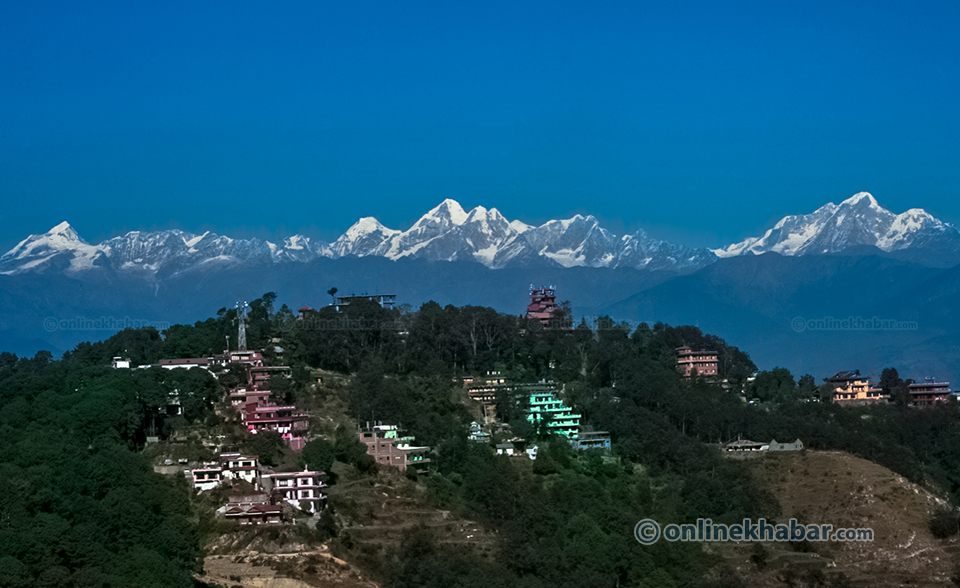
left=603, top=252, right=960, bottom=385
left=3, top=250, right=960, bottom=389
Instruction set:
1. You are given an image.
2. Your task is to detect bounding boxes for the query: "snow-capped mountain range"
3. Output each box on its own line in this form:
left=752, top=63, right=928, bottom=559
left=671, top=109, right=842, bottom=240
left=2, top=193, right=958, bottom=277
left=715, top=192, right=960, bottom=258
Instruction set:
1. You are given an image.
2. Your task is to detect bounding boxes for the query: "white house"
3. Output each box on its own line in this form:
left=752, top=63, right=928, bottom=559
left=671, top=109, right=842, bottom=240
left=262, top=469, right=326, bottom=513
left=220, top=452, right=260, bottom=485
left=192, top=466, right=223, bottom=491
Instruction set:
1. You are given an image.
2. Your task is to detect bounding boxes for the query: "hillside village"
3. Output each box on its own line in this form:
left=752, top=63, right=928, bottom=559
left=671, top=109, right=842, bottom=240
left=120, top=286, right=956, bottom=538
left=6, top=2, right=958, bottom=585
left=8, top=285, right=960, bottom=587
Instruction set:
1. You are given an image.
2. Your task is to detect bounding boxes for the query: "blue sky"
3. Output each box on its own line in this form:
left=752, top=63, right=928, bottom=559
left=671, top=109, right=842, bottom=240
left=2, top=1, right=958, bottom=251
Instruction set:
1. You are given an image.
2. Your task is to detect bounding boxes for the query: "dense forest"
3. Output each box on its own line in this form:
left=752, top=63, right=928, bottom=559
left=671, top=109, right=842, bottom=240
left=2, top=292, right=960, bottom=587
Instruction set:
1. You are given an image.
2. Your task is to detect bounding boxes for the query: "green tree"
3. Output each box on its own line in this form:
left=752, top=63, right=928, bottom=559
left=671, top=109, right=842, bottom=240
left=798, top=374, right=818, bottom=399
left=749, top=368, right=797, bottom=403
left=300, top=438, right=336, bottom=474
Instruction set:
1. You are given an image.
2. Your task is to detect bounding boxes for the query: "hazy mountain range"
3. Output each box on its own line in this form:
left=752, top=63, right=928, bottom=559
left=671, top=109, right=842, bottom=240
left=2, top=192, right=960, bottom=386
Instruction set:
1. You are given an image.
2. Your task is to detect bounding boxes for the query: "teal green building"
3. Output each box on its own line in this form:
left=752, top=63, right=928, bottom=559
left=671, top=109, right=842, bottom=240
left=526, top=385, right=581, bottom=439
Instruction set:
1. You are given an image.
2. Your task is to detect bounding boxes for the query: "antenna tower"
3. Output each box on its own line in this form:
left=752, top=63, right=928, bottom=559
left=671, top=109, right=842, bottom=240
left=236, top=301, right=249, bottom=351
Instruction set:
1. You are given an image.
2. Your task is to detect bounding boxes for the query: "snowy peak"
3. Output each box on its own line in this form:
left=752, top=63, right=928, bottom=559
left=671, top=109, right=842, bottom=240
left=7, top=193, right=950, bottom=277
left=331, top=217, right=399, bottom=258
left=519, top=214, right=617, bottom=268
left=47, top=221, right=83, bottom=241
left=346, top=217, right=397, bottom=238
left=841, top=191, right=879, bottom=208
left=0, top=222, right=106, bottom=275
left=715, top=192, right=958, bottom=258
left=1, top=199, right=717, bottom=274
left=419, top=199, right=469, bottom=227
left=463, top=205, right=505, bottom=227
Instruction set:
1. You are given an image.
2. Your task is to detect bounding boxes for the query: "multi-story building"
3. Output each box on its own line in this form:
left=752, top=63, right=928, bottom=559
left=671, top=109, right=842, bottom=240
left=829, top=371, right=888, bottom=404
left=466, top=372, right=507, bottom=404
left=526, top=285, right=565, bottom=327
left=191, top=465, right=223, bottom=491
left=527, top=387, right=581, bottom=440
left=220, top=452, right=260, bottom=485
left=154, top=348, right=272, bottom=372
left=296, top=304, right=317, bottom=319
left=676, top=346, right=719, bottom=378
left=262, top=469, right=326, bottom=513
left=228, top=350, right=264, bottom=366
left=230, top=383, right=308, bottom=450
left=909, top=378, right=952, bottom=407
left=243, top=403, right=309, bottom=450
left=467, top=421, right=491, bottom=443
left=228, top=388, right=272, bottom=409
left=359, top=424, right=431, bottom=472
left=465, top=372, right=509, bottom=422
left=334, top=293, right=396, bottom=312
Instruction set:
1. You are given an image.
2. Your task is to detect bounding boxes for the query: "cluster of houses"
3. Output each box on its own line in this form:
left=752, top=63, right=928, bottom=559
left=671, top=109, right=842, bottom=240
left=190, top=451, right=326, bottom=524
left=668, top=345, right=955, bottom=410
left=227, top=383, right=308, bottom=451
left=119, top=346, right=311, bottom=449
left=169, top=350, right=322, bottom=524
left=827, top=370, right=954, bottom=407
left=114, top=343, right=324, bottom=524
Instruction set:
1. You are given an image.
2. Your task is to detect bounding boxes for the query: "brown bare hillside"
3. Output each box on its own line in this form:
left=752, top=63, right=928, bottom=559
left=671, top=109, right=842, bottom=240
left=716, top=450, right=958, bottom=587
left=199, top=526, right=378, bottom=588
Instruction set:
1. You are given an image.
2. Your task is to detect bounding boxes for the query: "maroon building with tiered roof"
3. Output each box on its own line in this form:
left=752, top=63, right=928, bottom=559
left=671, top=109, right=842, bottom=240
left=526, top=285, right=563, bottom=326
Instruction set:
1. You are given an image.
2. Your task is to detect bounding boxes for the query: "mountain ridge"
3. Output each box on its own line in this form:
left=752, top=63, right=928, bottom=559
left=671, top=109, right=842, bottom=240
left=714, top=192, right=960, bottom=258
left=3, top=192, right=958, bottom=277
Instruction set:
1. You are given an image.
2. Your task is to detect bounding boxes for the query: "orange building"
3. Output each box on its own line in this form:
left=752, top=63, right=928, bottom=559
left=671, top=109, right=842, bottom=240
left=828, top=371, right=888, bottom=404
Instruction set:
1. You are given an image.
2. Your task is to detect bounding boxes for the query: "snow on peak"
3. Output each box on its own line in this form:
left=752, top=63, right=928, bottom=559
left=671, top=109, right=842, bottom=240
left=716, top=192, right=956, bottom=257
left=464, top=205, right=502, bottom=224
left=283, top=235, right=307, bottom=250
left=345, top=217, right=397, bottom=238
left=15, top=193, right=942, bottom=276
left=510, top=219, right=533, bottom=233
left=183, top=231, right=209, bottom=248
left=841, top=192, right=879, bottom=207
left=427, top=199, right=468, bottom=225
left=48, top=221, right=81, bottom=240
